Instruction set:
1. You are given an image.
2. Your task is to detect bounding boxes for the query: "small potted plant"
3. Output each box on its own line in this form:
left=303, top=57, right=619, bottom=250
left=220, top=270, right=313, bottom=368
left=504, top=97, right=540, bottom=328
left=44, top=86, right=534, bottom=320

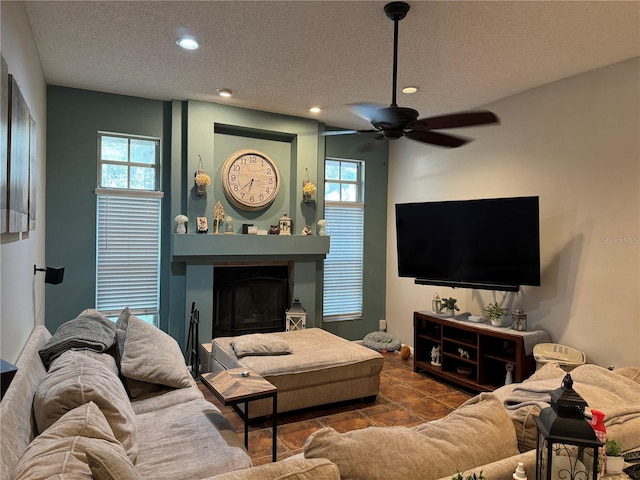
left=452, top=470, right=486, bottom=480
left=484, top=302, right=509, bottom=327
left=605, top=439, right=624, bottom=474
left=441, top=297, right=459, bottom=317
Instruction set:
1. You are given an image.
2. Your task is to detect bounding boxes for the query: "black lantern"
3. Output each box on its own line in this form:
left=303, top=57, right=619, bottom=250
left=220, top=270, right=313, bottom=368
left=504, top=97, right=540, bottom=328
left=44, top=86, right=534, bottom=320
left=535, top=374, right=602, bottom=480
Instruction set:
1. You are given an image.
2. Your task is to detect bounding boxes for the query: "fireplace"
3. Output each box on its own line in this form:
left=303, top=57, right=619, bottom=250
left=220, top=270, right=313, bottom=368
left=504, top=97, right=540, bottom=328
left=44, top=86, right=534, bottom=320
left=212, top=265, right=290, bottom=338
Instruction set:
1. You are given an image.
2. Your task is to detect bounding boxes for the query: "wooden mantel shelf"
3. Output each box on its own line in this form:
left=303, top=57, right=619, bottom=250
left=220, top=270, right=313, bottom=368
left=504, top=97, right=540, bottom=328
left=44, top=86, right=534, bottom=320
left=171, top=233, right=330, bottom=262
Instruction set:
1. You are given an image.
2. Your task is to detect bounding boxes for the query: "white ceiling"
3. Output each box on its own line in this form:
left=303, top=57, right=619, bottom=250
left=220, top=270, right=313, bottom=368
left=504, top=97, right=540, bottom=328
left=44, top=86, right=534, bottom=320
left=23, top=1, right=640, bottom=131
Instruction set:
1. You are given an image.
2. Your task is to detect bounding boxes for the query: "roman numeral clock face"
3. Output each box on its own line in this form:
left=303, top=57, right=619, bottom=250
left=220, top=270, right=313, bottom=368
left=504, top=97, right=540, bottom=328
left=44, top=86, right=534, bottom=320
left=221, top=149, right=281, bottom=211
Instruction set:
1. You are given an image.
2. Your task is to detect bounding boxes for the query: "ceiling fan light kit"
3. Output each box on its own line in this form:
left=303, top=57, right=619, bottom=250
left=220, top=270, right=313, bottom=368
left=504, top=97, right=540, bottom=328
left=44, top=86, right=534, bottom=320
left=335, top=1, right=500, bottom=148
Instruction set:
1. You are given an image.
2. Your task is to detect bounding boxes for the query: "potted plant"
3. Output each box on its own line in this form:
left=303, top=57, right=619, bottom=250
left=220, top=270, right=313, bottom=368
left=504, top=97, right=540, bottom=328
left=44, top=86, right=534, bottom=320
left=605, top=439, right=625, bottom=474
left=484, top=302, right=509, bottom=327
left=441, top=297, right=459, bottom=317
left=452, top=470, right=486, bottom=480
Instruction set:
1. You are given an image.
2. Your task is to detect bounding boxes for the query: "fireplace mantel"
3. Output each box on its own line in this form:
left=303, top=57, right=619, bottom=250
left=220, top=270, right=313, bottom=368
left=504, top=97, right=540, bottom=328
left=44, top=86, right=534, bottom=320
left=171, top=234, right=330, bottom=262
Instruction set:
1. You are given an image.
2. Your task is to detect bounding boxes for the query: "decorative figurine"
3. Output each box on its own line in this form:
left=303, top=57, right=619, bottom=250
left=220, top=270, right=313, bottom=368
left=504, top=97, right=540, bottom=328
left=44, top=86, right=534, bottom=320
left=225, top=216, right=234, bottom=234
left=174, top=214, right=188, bottom=234
left=430, top=346, right=442, bottom=366
left=458, top=348, right=470, bottom=359
left=505, top=363, right=514, bottom=385
left=269, top=225, right=279, bottom=235
left=213, top=201, right=225, bottom=234
left=317, top=219, right=327, bottom=236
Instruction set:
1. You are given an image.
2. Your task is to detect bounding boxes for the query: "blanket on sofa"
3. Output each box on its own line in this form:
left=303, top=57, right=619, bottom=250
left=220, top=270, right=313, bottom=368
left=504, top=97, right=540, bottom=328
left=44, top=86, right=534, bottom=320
left=493, top=363, right=640, bottom=452
left=39, top=310, right=116, bottom=368
left=501, top=364, right=640, bottom=426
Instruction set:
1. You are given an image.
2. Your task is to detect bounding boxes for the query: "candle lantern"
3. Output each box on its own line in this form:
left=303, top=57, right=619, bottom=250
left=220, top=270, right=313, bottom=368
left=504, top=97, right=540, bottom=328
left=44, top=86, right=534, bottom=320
left=279, top=212, right=292, bottom=236
left=432, top=293, right=442, bottom=314
left=535, top=374, right=602, bottom=480
left=286, top=298, right=307, bottom=331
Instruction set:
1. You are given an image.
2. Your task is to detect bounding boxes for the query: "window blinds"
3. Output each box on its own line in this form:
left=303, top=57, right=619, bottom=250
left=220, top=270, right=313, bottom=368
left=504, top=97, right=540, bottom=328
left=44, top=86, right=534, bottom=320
left=96, top=193, right=161, bottom=319
left=323, top=203, right=364, bottom=320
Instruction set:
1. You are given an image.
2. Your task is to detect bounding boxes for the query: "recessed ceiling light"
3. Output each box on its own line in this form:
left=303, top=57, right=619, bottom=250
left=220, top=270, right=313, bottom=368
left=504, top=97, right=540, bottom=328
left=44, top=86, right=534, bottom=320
left=308, top=105, right=323, bottom=114
left=402, top=86, right=418, bottom=94
left=217, top=88, right=233, bottom=98
left=176, top=36, right=199, bottom=50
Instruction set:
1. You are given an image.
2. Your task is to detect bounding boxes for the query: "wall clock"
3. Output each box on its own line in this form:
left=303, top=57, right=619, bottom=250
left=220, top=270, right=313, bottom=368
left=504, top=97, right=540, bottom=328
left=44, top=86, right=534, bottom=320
left=221, top=149, right=281, bottom=211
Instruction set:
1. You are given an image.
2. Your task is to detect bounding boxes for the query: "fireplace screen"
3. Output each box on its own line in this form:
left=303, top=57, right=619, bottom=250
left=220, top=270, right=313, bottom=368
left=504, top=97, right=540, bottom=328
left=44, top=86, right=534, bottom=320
left=213, top=265, right=289, bottom=338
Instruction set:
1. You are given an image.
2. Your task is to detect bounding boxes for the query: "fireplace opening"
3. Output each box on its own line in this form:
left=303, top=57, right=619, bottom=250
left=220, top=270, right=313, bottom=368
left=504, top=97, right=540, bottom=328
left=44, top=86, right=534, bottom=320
left=213, top=265, right=289, bottom=338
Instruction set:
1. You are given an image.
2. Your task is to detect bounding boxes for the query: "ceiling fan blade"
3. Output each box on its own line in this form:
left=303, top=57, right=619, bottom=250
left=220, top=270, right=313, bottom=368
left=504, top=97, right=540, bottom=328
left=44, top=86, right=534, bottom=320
left=413, top=110, right=500, bottom=130
left=405, top=130, right=470, bottom=148
left=321, top=129, right=370, bottom=136
left=349, top=103, right=386, bottom=123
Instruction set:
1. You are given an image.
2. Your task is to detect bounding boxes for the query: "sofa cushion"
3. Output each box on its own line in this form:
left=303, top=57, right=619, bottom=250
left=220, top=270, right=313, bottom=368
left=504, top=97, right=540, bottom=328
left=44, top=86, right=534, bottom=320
left=86, top=448, right=140, bottom=480
left=304, top=393, right=519, bottom=480
left=12, top=402, right=130, bottom=480
left=33, top=349, right=138, bottom=462
left=118, top=308, right=194, bottom=397
left=134, top=398, right=252, bottom=479
left=205, top=458, right=341, bottom=480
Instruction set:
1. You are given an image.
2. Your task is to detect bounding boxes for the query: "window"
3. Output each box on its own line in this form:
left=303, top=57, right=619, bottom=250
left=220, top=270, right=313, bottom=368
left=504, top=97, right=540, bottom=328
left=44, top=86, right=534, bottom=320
left=323, top=158, right=364, bottom=321
left=96, top=133, right=162, bottom=324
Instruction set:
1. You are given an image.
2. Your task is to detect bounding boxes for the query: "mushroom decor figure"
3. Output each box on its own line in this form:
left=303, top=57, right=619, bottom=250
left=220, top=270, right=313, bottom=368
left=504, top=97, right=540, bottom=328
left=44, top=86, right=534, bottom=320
left=175, top=214, right=189, bottom=234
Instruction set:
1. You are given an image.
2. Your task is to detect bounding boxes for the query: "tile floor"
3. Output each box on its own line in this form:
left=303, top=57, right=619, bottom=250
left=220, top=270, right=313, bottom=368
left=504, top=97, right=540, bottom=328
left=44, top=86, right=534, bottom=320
left=198, top=351, right=474, bottom=466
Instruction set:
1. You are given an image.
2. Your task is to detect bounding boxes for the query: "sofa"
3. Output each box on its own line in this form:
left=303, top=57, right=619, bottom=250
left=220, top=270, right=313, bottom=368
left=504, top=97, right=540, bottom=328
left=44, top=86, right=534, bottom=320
left=1, top=308, right=256, bottom=480
left=3, top=308, right=639, bottom=480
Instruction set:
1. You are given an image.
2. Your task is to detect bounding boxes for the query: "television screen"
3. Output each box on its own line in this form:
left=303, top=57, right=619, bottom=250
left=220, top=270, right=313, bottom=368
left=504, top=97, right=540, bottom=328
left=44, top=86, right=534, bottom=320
left=395, top=196, right=540, bottom=291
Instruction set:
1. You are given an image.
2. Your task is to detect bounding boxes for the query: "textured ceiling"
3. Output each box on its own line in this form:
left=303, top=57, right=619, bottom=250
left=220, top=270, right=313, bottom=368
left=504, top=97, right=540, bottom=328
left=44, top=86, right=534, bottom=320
left=23, top=1, right=640, bottom=130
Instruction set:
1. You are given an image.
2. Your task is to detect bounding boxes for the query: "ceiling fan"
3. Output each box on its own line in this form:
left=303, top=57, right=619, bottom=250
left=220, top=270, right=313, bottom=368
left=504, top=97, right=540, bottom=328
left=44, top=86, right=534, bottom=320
left=327, top=1, right=499, bottom=148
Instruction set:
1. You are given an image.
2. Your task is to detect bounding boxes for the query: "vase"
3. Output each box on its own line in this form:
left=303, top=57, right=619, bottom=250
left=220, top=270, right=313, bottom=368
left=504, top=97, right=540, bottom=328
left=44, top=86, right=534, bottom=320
left=443, top=308, right=455, bottom=318
left=196, top=183, right=206, bottom=196
left=303, top=193, right=312, bottom=203
left=491, top=315, right=505, bottom=327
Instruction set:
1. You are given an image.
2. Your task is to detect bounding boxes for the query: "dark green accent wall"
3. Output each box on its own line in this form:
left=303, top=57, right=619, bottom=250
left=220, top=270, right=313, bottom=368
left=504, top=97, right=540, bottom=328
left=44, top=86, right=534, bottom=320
left=45, top=86, right=388, bottom=345
left=45, top=86, right=168, bottom=333
left=322, top=133, right=389, bottom=340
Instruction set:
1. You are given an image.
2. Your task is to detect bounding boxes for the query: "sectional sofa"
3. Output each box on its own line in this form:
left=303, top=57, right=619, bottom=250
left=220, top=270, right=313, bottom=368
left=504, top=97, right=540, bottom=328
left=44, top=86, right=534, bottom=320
left=3, top=308, right=639, bottom=480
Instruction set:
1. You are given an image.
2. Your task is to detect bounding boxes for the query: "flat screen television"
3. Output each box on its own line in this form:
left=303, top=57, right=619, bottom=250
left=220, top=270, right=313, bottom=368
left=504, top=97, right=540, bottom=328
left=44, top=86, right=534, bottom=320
left=395, top=196, right=540, bottom=291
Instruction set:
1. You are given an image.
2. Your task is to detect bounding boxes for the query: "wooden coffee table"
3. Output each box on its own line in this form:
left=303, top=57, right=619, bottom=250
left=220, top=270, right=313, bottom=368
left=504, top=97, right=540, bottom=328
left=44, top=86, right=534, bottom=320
left=201, top=368, right=278, bottom=462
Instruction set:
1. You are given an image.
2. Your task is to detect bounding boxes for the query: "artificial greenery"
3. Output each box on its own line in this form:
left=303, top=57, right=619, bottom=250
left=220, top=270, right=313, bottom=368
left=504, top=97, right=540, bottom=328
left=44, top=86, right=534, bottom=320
left=483, top=302, right=508, bottom=320
left=441, top=297, right=459, bottom=311
left=606, top=439, right=623, bottom=457
left=452, top=470, right=487, bottom=480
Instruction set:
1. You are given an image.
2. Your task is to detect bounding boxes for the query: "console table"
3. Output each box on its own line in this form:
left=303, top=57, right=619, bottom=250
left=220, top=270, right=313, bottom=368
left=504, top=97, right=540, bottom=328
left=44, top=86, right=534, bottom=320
left=414, top=311, right=551, bottom=392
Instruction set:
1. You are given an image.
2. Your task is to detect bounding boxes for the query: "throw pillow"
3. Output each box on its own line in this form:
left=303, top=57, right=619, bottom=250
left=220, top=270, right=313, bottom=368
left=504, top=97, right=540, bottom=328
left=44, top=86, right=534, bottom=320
left=86, top=448, right=140, bottom=480
left=304, top=393, right=519, bottom=480
left=119, top=309, right=193, bottom=395
left=33, top=349, right=138, bottom=462
left=12, top=402, right=130, bottom=480
left=230, top=333, right=292, bottom=358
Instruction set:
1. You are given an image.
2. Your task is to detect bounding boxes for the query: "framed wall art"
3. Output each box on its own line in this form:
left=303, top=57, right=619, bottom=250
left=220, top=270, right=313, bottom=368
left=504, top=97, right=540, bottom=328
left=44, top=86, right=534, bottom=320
left=8, top=74, right=30, bottom=233
left=197, top=216, right=208, bottom=233
left=0, top=56, right=8, bottom=234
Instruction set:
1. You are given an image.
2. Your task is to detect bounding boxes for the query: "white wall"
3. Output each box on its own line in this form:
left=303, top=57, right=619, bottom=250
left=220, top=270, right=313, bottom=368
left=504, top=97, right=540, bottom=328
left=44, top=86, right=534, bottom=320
left=0, top=2, right=47, bottom=363
left=386, top=58, right=640, bottom=368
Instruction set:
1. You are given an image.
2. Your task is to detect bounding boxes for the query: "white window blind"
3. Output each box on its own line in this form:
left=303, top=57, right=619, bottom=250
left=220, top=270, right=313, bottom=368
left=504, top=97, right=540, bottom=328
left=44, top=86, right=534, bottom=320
left=96, top=193, right=161, bottom=321
left=323, top=203, right=364, bottom=320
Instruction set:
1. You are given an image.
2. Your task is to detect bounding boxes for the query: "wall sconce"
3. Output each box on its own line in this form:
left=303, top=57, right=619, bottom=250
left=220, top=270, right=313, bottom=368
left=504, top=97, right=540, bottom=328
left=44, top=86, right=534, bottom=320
left=33, top=265, right=65, bottom=285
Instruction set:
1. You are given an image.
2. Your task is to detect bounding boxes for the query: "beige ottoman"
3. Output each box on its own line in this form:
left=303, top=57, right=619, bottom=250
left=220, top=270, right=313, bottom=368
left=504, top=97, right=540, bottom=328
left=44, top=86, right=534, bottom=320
left=211, top=328, right=384, bottom=418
